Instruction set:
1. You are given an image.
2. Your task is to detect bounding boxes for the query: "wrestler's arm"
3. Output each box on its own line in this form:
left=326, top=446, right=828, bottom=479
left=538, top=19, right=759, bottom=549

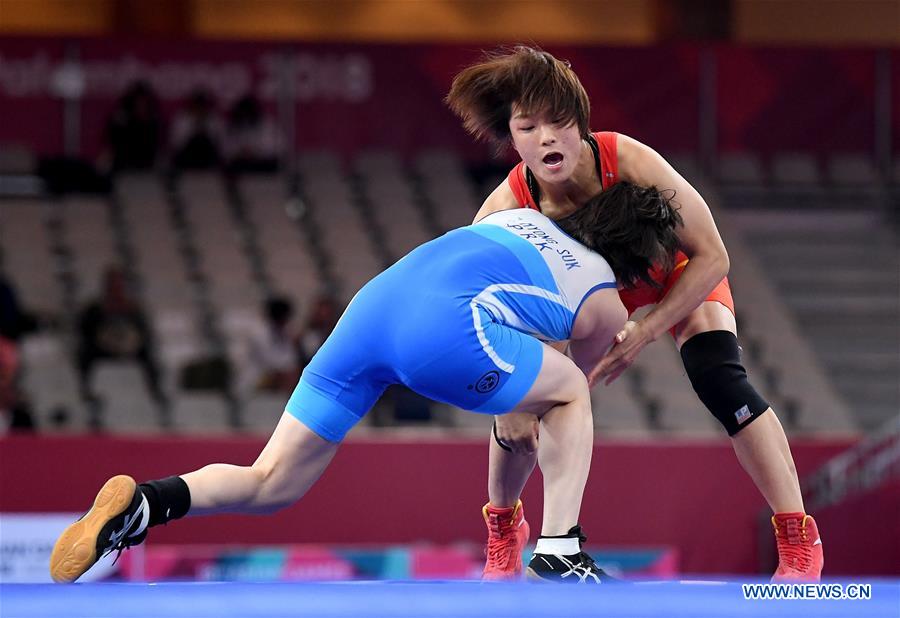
left=591, top=134, right=730, bottom=384
left=618, top=134, right=729, bottom=337
left=568, top=288, right=628, bottom=377
left=493, top=288, right=625, bottom=452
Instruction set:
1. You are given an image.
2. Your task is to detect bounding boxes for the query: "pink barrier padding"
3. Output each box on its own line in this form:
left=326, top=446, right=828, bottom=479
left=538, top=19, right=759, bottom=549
left=813, top=479, right=900, bottom=576
left=410, top=546, right=482, bottom=580
left=115, top=543, right=676, bottom=581
left=0, top=434, right=853, bottom=574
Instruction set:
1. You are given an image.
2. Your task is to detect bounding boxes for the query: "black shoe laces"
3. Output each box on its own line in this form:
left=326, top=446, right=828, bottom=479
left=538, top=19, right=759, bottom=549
left=577, top=552, right=609, bottom=577
left=571, top=528, right=613, bottom=579
left=105, top=516, right=146, bottom=565
left=109, top=543, right=129, bottom=566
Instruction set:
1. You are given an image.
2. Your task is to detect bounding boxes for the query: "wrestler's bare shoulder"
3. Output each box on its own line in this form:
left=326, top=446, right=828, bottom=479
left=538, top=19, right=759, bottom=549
left=473, top=181, right=521, bottom=223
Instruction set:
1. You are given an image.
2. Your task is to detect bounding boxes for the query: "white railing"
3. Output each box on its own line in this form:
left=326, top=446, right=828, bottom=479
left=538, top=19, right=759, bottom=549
left=802, top=416, right=900, bottom=511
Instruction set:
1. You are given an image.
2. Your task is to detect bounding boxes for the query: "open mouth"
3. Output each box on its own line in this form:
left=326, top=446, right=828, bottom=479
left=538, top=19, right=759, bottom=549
left=542, top=152, right=564, bottom=168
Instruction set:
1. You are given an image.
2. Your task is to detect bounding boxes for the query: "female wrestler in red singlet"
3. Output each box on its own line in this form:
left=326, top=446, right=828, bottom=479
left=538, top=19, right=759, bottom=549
left=446, top=46, right=822, bottom=582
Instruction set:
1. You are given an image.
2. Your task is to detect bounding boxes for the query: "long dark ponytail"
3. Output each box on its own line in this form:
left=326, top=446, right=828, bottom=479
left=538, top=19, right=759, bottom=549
left=556, top=182, right=683, bottom=289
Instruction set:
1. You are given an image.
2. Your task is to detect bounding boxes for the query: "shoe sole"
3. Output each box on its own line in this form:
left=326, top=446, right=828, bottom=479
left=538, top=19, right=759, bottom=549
left=49, top=475, right=136, bottom=583
left=525, top=566, right=613, bottom=583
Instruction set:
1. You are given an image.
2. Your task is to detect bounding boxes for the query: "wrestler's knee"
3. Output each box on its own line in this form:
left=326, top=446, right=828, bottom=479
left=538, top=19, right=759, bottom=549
left=680, top=330, right=769, bottom=436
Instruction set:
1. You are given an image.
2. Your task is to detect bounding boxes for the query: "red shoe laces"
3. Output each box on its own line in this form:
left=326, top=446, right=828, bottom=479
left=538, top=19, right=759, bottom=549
left=485, top=514, right=517, bottom=568
left=775, top=518, right=812, bottom=572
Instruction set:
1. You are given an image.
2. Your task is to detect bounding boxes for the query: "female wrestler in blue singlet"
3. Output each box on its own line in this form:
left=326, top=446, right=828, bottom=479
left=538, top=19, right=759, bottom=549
left=50, top=182, right=682, bottom=584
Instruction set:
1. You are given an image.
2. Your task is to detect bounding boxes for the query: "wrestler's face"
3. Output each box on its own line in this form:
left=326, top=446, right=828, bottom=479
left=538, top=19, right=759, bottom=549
left=508, top=104, right=583, bottom=184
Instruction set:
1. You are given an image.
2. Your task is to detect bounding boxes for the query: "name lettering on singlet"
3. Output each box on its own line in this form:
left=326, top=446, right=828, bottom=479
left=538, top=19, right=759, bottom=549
left=504, top=221, right=582, bottom=271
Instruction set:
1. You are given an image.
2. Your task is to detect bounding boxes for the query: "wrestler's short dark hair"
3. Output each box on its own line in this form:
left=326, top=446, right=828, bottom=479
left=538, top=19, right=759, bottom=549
left=556, top=182, right=683, bottom=289
left=445, top=45, right=590, bottom=148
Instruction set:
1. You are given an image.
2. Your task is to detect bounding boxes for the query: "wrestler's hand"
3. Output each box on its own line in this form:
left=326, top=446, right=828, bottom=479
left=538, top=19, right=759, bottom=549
left=495, top=413, right=540, bottom=455
left=589, top=320, right=649, bottom=386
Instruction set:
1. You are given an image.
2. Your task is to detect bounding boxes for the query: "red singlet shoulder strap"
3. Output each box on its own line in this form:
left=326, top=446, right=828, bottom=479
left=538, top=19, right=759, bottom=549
left=506, top=162, right=539, bottom=210
left=594, top=131, right=619, bottom=190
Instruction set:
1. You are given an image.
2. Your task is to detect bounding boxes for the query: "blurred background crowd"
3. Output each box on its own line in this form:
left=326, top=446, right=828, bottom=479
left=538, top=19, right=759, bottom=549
left=0, top=0, right=897, bottom=580
left=1, top=0, right=896, bottom=438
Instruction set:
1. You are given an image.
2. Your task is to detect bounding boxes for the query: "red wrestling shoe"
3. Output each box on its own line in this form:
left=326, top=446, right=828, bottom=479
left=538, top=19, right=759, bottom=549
left=771, top=513, right=823, bottom=582
left=482, top=500, right=530, bottom=580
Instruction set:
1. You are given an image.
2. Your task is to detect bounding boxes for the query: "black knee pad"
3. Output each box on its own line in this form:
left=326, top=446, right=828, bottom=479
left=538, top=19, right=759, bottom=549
left=679, top=330, right=770, bottom=436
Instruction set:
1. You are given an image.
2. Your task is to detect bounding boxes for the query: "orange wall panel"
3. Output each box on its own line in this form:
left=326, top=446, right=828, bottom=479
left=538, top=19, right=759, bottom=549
left=190, top=0, right=657, bottom=44
left=3, top=1, right=896, bottom=47
left=0, top=0, right=113, bottom=35
left=734, top=0, right=900, bottom=46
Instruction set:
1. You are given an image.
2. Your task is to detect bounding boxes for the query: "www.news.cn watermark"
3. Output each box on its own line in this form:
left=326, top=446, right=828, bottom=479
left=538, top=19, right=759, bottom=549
left=743, top=583, right=872, bottom=600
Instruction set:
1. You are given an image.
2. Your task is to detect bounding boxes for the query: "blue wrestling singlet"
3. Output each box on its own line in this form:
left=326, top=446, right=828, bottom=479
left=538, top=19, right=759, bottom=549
left=286, top=209, right=617, bottom=441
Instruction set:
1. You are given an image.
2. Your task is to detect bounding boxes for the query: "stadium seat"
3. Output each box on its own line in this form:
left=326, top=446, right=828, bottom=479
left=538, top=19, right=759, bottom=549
left=0, top=200, right=62, bottom=314
left=92, top=361, right=164, bottom=434
left=171, top=393, right=233, bottom=434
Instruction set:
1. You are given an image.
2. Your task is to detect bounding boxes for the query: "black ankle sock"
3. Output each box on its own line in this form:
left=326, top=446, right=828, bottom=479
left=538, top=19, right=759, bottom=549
left=139, top=476, right=191, bottom=527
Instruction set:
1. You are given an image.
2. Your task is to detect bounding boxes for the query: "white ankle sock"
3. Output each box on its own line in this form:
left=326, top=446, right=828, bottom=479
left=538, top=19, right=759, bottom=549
left=534, top=536, right=580, bottom=556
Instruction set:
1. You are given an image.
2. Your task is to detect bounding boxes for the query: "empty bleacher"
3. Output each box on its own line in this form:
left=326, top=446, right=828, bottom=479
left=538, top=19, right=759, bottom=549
left=18, top=333, right=84, bottom=432
left=178, top=173, right=260, bottom=312
left=717, top=148, right=895, bottom=431
left=4, top=144, right=888, bottom=437
left=1, top=199, right=81, bottom=430
left=590, top=375, right=651, bottom=436
left=117, top=174, right=195, bottom=316
left=0, top=199, right=62, bottom=314
left=237, top=174, right=320, bottom=302
left=58, top=196, right=119, bottom=304
left=730, top=208, right=897, bottom=431
left=91, top=361, right=163, bottom=433
left=115, top=175, right=203, bottom=378
left=632, top=337, right=721, bottom=436
left=414, top=149, right=482, bottom=232
left=355, top=150, right=434, bottom=259
left=297, top=151, right=383, bottom=301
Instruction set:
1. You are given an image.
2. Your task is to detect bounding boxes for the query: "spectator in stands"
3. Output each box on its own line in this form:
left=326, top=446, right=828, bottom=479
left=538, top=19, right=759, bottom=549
left=299, top=295, right=340, bottom=366
left=0, top=268, right=38, bottom=343
left=170, top=89, right=224, bottom=171
left=224, top=94, right=282, bottom=174
left=104, top=81, right=164, bottom=173
left=76, top=267, right=169, bottom=428
left=0, top=334, right=35, bottom=433
left=0, top=266, right=39, bottom=432
left=244, top=296, right=301, bottom=394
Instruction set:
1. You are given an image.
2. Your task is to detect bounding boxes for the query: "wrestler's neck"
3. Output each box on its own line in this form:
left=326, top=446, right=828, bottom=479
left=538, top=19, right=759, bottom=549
left=529, top=139, right=602, bottom=219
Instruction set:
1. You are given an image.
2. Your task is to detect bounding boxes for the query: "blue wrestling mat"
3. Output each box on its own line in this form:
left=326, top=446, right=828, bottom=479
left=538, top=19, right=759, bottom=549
left=2, top=580, right=898, bottom=618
